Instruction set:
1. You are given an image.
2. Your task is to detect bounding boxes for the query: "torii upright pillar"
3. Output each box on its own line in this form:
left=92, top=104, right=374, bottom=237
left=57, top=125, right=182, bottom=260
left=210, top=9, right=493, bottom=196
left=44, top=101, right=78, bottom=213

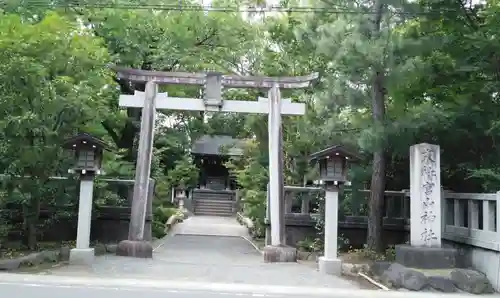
left=263, top=85, right=296, bottom=262
left=116, top=81, right=157, bottom=257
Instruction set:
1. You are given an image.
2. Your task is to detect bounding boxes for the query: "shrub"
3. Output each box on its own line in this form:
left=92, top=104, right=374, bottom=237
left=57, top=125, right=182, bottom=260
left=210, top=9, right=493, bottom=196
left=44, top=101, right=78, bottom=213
left=152, top=206, right=178, bottom=239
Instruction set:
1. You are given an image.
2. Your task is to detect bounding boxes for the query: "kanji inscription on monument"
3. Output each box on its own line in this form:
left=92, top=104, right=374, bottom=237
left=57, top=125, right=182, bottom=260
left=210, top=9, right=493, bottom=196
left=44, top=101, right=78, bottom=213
left=410, top=143, right=441, bottom=247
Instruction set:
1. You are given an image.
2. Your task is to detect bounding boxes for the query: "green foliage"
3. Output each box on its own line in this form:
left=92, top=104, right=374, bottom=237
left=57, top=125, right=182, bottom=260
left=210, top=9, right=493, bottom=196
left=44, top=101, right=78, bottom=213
left=0, top=12, right=115, bottom=249
left=226, top=140, right=268, bottom=236
left=101, top=151, right=135, bottom=178
left=166, top=157, right=199, bottom=188
left=296, top=238, right=317, bottom=252
left=154, top=206, right=178, bottom=224
left=348, top=245, right=396, bottom=262
left=152, top=206, right=179, bottom=239
left=93, top=179, right=127, bottom=207
left=0, top=12, right=115, bottom=177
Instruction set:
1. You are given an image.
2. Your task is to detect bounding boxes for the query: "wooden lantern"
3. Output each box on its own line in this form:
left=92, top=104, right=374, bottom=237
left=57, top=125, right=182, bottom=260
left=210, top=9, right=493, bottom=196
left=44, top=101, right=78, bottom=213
left=309, top=145, right=360, bottom=184
left=63, top=133, right=111, bottom=176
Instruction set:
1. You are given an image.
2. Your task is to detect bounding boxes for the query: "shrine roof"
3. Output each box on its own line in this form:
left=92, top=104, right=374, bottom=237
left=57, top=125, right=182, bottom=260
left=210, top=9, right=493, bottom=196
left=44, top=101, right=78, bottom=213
left=191, top=135, right=245, bottom=156
left=309, top=144, right=361, bottom=161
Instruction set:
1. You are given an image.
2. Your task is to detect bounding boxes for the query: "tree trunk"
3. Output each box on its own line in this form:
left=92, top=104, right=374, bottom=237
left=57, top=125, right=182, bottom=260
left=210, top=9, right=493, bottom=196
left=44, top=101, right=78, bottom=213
left=367, top=0, right=387, bottom=253
left=367, top=150, right=386, bottom=252
left=22, top=199, right=40, bottom=251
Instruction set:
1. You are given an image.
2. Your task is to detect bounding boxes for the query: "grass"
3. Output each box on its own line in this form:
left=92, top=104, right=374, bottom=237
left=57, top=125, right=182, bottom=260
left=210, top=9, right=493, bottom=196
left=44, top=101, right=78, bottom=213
left=252, top=238, right=266, bottom=249
left=0, top=241, right=75, bottom=259
left=339, top=251, right=375, bottom=264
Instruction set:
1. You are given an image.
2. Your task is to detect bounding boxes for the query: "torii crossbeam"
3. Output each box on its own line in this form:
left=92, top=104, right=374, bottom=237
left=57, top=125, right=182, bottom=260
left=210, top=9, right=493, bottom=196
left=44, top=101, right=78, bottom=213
left=112, top=66, right=318, bottom=89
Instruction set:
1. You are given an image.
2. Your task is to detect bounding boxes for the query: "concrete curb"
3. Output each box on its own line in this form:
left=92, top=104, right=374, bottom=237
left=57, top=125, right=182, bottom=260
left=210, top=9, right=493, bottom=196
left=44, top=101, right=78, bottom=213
left=236, top=212, right=254, bottom=229
left=236, top=213, right=263, bottom=254
left=241, top=235, right=263, bottom=254
left=165, top=213, right=183, bottom=230
left=152, top=213, right=184, bottom=252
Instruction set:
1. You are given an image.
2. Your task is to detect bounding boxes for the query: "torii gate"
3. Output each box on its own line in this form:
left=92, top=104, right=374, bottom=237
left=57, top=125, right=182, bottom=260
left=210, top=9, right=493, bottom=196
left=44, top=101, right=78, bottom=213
left=113, top=67, right=317, bottom=261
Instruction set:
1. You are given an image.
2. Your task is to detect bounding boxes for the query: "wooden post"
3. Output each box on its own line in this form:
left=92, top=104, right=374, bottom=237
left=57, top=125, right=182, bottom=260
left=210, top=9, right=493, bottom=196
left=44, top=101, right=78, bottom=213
left=268, top=85, right=281, bottom=246
left=116, top=81, right=157, bottom=258
left=129, top=81, right=157, bottom=241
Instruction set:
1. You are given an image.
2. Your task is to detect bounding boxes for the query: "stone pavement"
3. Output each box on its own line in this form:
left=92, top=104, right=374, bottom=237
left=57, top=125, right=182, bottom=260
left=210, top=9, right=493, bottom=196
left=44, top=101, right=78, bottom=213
left=38, top=216, right=359, bottom=289
left=170, top=215, right=251, bottom=237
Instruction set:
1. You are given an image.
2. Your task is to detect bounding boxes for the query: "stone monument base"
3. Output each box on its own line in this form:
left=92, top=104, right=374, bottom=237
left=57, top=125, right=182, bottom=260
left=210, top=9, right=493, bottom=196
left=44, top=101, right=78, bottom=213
left=263, top=245, right=297, bottom=263
left=318, top=256, right=342, bottom=276
left=69, top=248, right=95, bottom=265
left=395, top=244, right=458, bottom=269
left=116, top=240, right=153, bottom=258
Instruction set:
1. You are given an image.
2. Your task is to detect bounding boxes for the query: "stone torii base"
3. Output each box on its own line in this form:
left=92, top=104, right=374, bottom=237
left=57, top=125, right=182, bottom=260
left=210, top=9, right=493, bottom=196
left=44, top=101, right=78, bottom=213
left=263, top=245, right=297, bottom=262
left=116, top=240, right=153, bottom=258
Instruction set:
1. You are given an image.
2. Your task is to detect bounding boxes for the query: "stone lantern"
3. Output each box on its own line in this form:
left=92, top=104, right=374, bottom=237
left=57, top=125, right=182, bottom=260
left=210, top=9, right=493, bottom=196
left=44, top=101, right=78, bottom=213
left=310, top=144, right=360, bottom=276
left=174, top=187, right=187, bottom=209
left=175, top=187, right=186, bottom=198
left=62, top=133, right=111, bottom=266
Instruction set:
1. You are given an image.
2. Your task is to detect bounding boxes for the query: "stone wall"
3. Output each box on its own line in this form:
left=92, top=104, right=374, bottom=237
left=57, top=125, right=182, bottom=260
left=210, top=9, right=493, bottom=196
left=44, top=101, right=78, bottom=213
left=0, top=177, right=155, bottom=244
left=5, top=206, right=153, bottom=243
left=271, top=214, right=409, bottom=249
left=264, top=186, right=410, bottom=249
left=442, top=239, right=500, bottom=291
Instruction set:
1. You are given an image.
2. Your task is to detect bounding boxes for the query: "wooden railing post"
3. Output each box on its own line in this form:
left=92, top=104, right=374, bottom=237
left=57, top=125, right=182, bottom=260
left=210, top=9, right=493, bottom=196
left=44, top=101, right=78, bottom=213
left=284, top=191, right=293, bottom=214
left=469, top=199, right=479, bottom=229
left=301, top=197, right=310, bottom=214
left=453, top=198, right=462, bottom=227
left=483, top=197, right=495, bottom=232
left=441, top=189, right=446, bottom=235
left=496, top=191, right=500, bottom=234
left=385, top=195, right=394, bottom=218
left=402, top=189, right=410, bottom=219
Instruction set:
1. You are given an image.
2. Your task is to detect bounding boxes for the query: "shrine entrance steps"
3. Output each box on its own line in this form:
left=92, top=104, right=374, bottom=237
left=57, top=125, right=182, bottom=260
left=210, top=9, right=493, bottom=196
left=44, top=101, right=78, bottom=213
left=192, top=189, right=235, bottom=217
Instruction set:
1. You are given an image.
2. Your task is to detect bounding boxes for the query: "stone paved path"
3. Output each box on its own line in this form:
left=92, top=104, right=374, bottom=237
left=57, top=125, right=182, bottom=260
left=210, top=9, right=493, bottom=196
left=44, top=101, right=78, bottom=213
left=41, top=216, right=358, bottom=289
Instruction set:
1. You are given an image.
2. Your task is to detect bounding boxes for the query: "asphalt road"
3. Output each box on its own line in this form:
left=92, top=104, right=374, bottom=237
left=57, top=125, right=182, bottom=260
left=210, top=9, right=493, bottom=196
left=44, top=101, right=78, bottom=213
left=0, top=282, right=285, bottom=298
left=0, top=273, right=486, bottom=298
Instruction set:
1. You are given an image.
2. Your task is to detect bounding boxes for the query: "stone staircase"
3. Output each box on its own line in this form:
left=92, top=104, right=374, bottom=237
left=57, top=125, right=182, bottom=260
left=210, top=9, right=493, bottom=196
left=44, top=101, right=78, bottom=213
left=192, top=189, right=235, bottom=217
left=206, top=176, right=226, bottom=190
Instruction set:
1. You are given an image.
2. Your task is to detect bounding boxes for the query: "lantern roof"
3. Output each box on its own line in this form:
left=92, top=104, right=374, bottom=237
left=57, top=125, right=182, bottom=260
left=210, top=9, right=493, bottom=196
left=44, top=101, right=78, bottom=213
left=62, top=133, right=112, bottom=151
left=309, top=144, right=361, bottom=163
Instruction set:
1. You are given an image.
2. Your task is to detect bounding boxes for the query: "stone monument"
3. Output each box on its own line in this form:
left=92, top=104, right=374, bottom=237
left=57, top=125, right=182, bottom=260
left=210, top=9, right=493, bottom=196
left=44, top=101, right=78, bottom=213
left=395, top=143, right=458, bottom=268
